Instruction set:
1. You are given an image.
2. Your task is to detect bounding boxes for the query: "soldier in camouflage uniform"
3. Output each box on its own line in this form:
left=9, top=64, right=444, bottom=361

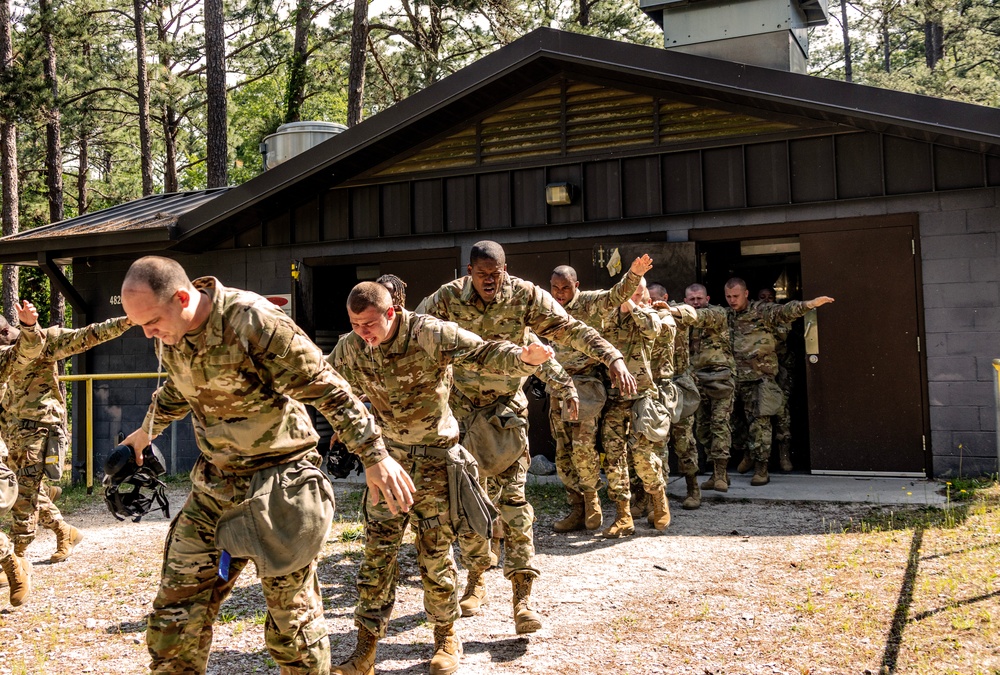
left=724, top=278, right=833, bottom=486
left=596, top=277, right=672, bottom=537
left=678, top=284, right=736, bottom=493
left=2, top=314, right=132, bottom=564
left=547, top=254, right=652, bottom=532
left=648, top=284, right=701, bottom=510
left=329, top=282, right=553, bottom=675
left=119, top=256, right=414, bottom=675
left=757, top=287, right=794, bottom=471
left=0, top=301, right=45, bottom=607
left=417, top=240, right=635, bottom=634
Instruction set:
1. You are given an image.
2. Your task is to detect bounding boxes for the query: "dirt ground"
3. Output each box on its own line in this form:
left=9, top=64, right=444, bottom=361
left=1, top=479, right=997, bottom=675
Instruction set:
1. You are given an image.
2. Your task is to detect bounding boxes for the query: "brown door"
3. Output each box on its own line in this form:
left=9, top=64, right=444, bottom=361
left=800, top=225, right=926, bottom=475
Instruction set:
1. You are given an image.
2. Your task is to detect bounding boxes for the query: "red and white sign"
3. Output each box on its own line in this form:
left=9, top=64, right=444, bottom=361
left=265, top=294, right=292, bottom=316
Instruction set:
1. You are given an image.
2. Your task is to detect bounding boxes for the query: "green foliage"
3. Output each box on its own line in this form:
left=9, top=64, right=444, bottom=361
left=809, top=0, right=1000, bottom=106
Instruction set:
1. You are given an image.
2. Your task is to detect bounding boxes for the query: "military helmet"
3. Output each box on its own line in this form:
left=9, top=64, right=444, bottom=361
left=103, top=443, right=170, bottom=523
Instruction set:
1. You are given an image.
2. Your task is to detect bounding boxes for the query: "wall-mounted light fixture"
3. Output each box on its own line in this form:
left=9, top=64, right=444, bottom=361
left=545, top=182, right=574, bottom=206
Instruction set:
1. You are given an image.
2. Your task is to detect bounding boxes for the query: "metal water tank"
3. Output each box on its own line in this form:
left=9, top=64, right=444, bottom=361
left=260, top=121, right=347, bottom=170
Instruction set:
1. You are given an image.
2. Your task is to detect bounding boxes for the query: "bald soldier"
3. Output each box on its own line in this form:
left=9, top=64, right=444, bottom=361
left=330, top=282, right=554, bottom=675
left=724, top=278, right=833, bottom=486
left=417, top=240, right=636, bottom=634
left=119, top=256, right=414, bottom=674
left=547, top=255, right=652, bottom=532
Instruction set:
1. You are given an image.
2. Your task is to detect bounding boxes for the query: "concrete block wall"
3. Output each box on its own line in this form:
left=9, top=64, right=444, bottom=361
left=921, top=188, right=1000, bottom=477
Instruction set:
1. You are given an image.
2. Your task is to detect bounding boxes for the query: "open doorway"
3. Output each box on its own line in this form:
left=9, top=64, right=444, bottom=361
left=697, top=237, right=810, bottom=473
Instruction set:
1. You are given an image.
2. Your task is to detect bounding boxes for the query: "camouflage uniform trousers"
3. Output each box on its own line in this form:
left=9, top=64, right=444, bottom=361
left=354, top=444, right=459, bottom=637
left=5, top=424, right=66, bottom=549
left=694, top=387, right=735, bottom=464
left=772, top=367, right=792, bottom=449
left=0, top=457, right=15, bottom=559
left=548, top=403, right=601, bottom=494
left=734, top=380, right=773, bottom=464
left=457, top=446, right=539, bottom=580
left=668, top=414, right=698, bottom=477
left=601, top=398, right=665, bottom=502
left=147, top=456, right=329, bottom=675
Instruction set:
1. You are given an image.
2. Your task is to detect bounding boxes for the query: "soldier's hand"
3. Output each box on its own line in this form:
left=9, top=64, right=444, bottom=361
left=808, top=296, right=835, bottom=309
left=520, top=342, right=554, bottom=366
left=609, top=359, right=637, bottom=397
left=15, top=300, right=38, bottom=327
left=629, top=254, right=653, bottom=277
left=563, top=397, right=580, bottom=421
left=329, top=434, right=338, bottom=450
left=122, top=428, right=152, bottom=466
left=365, top=456, right=416, bottom=515
left=651, top=300, right=669, bottom=311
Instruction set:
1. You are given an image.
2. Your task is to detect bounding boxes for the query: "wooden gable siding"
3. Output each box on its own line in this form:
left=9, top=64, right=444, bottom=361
left=215, top=131, right=1000, bottom=251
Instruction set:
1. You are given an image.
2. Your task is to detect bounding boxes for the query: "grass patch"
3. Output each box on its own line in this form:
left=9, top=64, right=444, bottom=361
left=525, top=481, right=566, bottom=517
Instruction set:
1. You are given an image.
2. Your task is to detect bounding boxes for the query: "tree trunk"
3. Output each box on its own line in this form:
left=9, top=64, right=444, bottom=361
left=882, top=15, right=891, bottom=73
left=0, top=0, right=17, bottom=321
left=78, top=43, right=90, bottom=215
left=40, top=0, right=66, bottom=333
left=205, top=0, right=227, bottom=187
left=133, top=0, right=154, bottom=195
left=156, top=9, right=178, bottom=192
left=840, top=0, right=852, bottom=82
left=284, top=0, right=312, bottom=124
left=924, top=19, right=944, bottom=70
left=578, top=0, right=590, bottom=27
left=346, top=0, right=368, bottom=127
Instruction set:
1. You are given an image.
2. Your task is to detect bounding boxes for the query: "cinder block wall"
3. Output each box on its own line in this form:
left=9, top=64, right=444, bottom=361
left=921, top=188, right=1000, bottom=477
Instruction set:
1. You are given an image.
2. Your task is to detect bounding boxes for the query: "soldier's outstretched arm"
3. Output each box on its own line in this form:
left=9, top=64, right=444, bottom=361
left=807, top=296, right=835, bottom=308
left=0, top=301, right=45, bottom=379
left=49, top=316, right=133, bottom=360
left=365, top=457, right=415, bottom=514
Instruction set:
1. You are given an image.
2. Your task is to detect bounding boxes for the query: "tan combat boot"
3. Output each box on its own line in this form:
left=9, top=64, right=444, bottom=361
left=682, top=474, right=701, bottom=510
left=581, top=490, right=602, bottom=530
left=47, top=485, right=62, bottom=502
left=553, top=490, right=585, bottom=532
left=12, top=538, right=28, bottom=558
left=0, top=553, right=30, bottom=607
left=459, top=571, right=488, bottom=617
left=646, top=486, right=671, bottom=531
left=702, top=462, right=729, bottom=493
left=511, top=573, right=542, bottom=634
left=778, top=442, right=793, bottom=472
left=629, top=490, right=650, bottom=518
left=332, top=625, right=378, bottom=675
left=751, top=461, right=770, bottom=486
left=601, top=499, right=635, bottom=538
left=737, top=454, right=754, bottom=474
left=50, top=523, right=84, bottom=563
left=429, top=622, right=462, bottom=675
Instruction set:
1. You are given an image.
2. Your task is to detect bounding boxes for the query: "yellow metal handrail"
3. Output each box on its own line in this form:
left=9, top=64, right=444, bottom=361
left=60, top=372, right=166, bottom=493
left=994, top=360, right=1000, bottom=474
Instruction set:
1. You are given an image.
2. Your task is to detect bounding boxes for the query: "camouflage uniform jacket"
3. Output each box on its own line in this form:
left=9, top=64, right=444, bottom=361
left=527, top=331, right=577, bottom=401
left=0, top=324, right=45, bottom=457
left=599, top=304, right=662, bottom=401
left=651, top=303, right=697, bottom=382
left=330, top=309, right=537, bottom=448
left=728, top=300, right=811, bottom=382
left=676, top=305, right=735, bottom=373
left=2, top=316, right=130, bottom=425
left=416, top=273, right=624, bottom=408
left=142, top=277, right=385, bottom=473
left=552, top=270, right=642, bottom=377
